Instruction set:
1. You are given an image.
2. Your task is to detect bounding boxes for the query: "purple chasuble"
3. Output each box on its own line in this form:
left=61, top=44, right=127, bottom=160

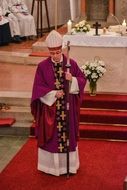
left=31, top=54, right=86, bottom=153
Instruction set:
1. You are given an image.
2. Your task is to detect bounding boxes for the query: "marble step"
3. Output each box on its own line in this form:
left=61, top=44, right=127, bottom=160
left=12, top=121, right=32, bottom=128
left=0, top=91, right=31, bottom=107
left=32, top=41, right=47, bottom=52
left=0, top=106, right=33, bottom=121
left=0, top=91, right=33, bottom=136
left=0, top=121, right=32, bottom=136
left=0, top=107, right=33, bottom=136
left=0, top=91, right=34, bottom=136
left=32, top=40, right=67, bottom=54
left=0, top=50, right=45, bottom=65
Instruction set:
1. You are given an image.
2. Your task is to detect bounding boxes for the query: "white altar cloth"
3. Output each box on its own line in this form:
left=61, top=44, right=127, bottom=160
left=63, top=29, right=127, bottom=47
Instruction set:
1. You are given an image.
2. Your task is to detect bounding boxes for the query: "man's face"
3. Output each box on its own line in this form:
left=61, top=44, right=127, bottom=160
left=49, top=49, right=62, bottom=63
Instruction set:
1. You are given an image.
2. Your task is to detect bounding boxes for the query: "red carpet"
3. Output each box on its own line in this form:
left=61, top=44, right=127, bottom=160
left=0, top=137, right=127, bottom=190
left=0, top=118, right=15, bottom=127
left=80, top=109, right=127, bottom=124
left=82, top=93, right=127, bottom=110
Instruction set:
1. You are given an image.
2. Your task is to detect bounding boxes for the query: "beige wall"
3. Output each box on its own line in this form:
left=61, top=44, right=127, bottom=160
left=115, top=0, right=127, bottom=22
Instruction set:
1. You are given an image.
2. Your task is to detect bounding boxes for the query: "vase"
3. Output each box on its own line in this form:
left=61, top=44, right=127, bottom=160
left=89, top=81, right=97, bottom=96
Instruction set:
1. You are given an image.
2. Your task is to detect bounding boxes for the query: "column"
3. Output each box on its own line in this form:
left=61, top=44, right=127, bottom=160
left=107, top=0, right=115, bottom=23
left=70, top=0, right=78, bottom=21
left=80, top=0, right=86, bottom=17
left=108, top=0, right=115, bottom=15
left=55, top=0, right=58, bottom=30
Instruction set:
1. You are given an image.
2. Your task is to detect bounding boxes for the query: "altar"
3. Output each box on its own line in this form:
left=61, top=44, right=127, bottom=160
left=63, top=30, right=127, bottom=94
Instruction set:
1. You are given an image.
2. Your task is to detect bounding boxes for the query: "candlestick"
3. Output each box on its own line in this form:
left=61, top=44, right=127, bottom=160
left=67, top=20, right=72, bottom=34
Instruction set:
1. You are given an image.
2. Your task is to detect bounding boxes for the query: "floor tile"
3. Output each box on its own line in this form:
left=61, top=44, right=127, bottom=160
left=0, top=136, right=28, bottom=172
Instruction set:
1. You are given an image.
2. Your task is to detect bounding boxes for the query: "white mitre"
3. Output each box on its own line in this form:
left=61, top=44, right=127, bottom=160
left=45, top=30, right=63, bottom=50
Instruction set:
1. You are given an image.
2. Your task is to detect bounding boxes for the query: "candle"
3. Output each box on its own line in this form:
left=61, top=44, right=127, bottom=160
left=67, top=20, right=72, bottom=34
left=122, top=19, right=126, bottom=34
left=122, top=19, right=126, bottom=27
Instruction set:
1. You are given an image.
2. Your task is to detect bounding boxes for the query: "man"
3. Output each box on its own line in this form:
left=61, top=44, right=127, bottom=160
left=7, top=0, right=36, bottom=38
left=0, top=6, right=11, bottom=45
left=31, top=30, right=86, bottom=176
left=0, top=0, right=21, bottom=43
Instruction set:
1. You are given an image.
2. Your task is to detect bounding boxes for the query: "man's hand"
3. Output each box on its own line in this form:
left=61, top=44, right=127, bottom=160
left=65, top=72, right=72, bottom=81
left=55, top=90, right=64, bottom=98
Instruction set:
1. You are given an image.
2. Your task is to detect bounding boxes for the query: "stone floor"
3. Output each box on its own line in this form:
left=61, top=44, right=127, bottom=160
left=0, top=136, right=28, bottom=172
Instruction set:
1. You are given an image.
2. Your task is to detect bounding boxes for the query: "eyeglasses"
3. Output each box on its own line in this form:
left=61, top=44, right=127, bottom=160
left=49, top=50, right=62, bottom=55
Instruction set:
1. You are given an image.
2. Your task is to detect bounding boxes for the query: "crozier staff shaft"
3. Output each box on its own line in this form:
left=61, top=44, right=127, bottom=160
left=65, top=41, right=71, bottom=178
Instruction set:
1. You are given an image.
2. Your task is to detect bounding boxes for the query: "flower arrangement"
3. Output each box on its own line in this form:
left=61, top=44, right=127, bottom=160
left=72, top=20, right=91, bottom=34
left=81, top=57, right=106, bottom=82
left=81, top=57, right=106, bottom=95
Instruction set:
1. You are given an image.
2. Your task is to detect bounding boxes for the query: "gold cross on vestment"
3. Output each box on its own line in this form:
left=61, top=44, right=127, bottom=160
left=60, top=91, right=65, bottom=99
left=56, top=100, right=62, bottom=110
left=60, top=111, right=66, bottom=120
left=61, top=132, right=66, bottom=142
left=58, top=67, right=63, bottom=77
left=57, top=122, right=63, bottom=131
left=54, top=79, right=60, bottom=89
left=58, top=143, right=64, bottom=152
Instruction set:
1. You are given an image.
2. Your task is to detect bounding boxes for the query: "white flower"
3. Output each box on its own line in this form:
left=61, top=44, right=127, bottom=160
left=86, top=70, right=91, bottom=75
left=79, top=20, right=86, bottom=26
left=80, top=58, right=106, bottom=82
left=91, top=73, right=98, bottom=79
left=72, top=20, right=91, bottom=33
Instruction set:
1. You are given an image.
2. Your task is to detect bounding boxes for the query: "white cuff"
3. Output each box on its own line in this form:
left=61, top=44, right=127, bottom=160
left=69, top=77, right=79, bottom=94
left=40, top=90, right=57, bottom=106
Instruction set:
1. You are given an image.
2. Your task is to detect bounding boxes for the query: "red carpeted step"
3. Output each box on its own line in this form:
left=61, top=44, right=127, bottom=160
left=0, top=118, right=15, bottom=127
left=79, top=123, right=127, bottom=140
left=80, top=123, right=127, bottom=132
left=82, top=93, right=127, bottom=110
left=80, top=109, right=127, bottom=125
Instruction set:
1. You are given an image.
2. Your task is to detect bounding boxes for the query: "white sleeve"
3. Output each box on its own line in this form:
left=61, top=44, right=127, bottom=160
left=69, top=77, right=79, bottom=94
left=8, top=0, right=14, bottom=10
left=10, top=6, right=19, bottom=13
left=0, top=7, right=2, bottom=16
left=9, top=0, right=20, bottom=12
left=22, top=3, right=29, bottom=12
left=40, top=90, right=57, bottom=106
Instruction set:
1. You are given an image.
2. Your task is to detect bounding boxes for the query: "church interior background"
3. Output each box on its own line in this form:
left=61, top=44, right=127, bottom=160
left=1, top=1, right=127, bottom=189
left=25, top=0, right=127, bottom=27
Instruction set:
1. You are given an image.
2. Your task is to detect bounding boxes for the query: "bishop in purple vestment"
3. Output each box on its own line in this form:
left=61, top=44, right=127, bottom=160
left=31, top=30, right=86, bottom=176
